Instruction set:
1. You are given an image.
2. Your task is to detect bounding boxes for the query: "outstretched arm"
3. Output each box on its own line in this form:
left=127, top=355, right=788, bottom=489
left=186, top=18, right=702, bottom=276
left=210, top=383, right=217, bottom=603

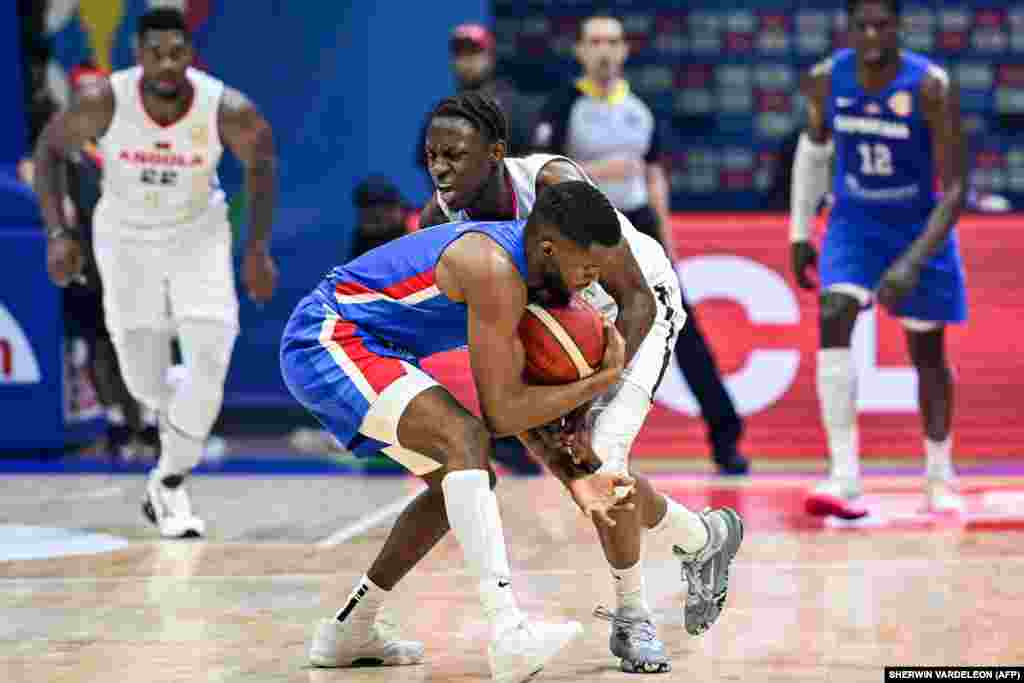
left=33, top=79, right=114, bottom=285
left=518, top=428, right=635, bottom=528
left=219, top=86, right=278, bottom=302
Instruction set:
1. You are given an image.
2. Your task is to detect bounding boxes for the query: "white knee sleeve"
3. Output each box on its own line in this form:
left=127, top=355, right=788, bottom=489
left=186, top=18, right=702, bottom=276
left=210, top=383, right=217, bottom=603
left=592, top=380, right=653, bottom=476
left=114, top=328, right=174, bottom=412
left=167, top=320, right=238, bottom=439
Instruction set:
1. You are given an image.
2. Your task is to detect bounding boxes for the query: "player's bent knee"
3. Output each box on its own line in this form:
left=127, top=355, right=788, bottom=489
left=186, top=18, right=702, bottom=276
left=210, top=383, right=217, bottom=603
left=420, top=460, right=496, bottom=490
left=435, top=415, right=492, bottom=472
left=905, top=327, right=948, bottom=373
left=909, top=349, right=948, bottom=376
left=178, top=319, right=237, bottom=382
left=115, top=328, right=173, bottom=410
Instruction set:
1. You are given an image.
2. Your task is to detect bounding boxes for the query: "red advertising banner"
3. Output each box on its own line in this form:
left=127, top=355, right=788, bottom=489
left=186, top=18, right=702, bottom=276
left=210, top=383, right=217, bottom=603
left=423, top=213, right=1024, bottom=460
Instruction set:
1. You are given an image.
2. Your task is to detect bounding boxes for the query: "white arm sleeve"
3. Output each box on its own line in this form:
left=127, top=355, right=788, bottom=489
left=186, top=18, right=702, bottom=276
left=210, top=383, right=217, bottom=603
left=789, top=133, right=833, bottom=242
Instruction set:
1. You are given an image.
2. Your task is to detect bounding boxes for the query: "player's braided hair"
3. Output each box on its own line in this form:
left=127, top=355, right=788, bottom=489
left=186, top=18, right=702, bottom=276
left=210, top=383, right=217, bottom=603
left=429, top=92, right=511, bottom=148
left=532, top=181, right=621, bottom=249
left=846, top=0, right=901, bottom=16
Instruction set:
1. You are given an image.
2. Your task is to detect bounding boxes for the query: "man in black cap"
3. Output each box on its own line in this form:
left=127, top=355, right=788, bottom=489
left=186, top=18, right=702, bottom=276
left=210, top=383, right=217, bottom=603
left=416, top=23, right=534, bottom=179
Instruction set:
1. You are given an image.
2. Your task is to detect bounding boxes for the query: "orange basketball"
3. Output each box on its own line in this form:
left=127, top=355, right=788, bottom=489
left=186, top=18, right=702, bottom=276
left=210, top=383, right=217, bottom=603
left=519, top=294, right=606, bottom=385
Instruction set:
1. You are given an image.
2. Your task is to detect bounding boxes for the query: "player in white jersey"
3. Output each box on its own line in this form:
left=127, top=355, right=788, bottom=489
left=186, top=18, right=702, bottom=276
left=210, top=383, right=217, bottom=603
left=33, top=8, right=278, bottom=538
left=310, top=92, right=743, bottom=675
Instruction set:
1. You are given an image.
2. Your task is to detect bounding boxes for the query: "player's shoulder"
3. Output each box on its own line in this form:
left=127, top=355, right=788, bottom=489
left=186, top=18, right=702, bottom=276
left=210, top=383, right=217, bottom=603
left=107, top=65, right=141, bottom=85
left=903, top=51, right=951, bottom=98
left=621, top=83, right=654, bottom=113
left=186, top=66, right=225, bottom=89
left=71, top=74, right=116, bottom=123
left=532, top=155, right=587, bottom=189
left=76, top=74, right=115, bottom=104
left=445, top=227, right=522, bottom=286
left=801, top=51, right=845, bottom=100
left=218, top=85, right=253, bottom=113
left=806, top=49, right=847, bottom=78
left=102, top=66, right=136, bottom=102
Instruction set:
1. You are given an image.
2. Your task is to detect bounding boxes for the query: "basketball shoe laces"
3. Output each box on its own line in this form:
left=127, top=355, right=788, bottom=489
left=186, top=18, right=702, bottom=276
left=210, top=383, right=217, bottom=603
left=592, top=606, right=658, bottom=642
left=677, top=511, right=720, bottom=603
left=683, top=557, right=716, bottom=602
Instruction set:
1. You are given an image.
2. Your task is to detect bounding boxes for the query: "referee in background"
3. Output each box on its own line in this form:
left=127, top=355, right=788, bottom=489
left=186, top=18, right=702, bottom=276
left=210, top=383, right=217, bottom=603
left=533, top=13, right=749, bottom=475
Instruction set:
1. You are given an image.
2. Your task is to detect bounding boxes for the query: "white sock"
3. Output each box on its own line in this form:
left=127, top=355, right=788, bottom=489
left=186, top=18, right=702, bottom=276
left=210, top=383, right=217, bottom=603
left=441, top=470, right=520, bottom=637
left=610, top=558, right=649, bottom=613
left=335, top=574, right=386, bottom=624
left=817, top=348, right=860, bottom=480
left=925, top=436, right=955, bottom=481
left=647, top=494, right=708, bottom=553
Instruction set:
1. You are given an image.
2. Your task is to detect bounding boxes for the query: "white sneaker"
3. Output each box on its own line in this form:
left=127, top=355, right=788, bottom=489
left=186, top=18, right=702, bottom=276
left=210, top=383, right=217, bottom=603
left=308, top=617, right=424, bottom=667
left=142, top=473, right=206, bottom=538
left=488, top=618, right=582, bottom=683
left=925, top=478, right=966, bottom=514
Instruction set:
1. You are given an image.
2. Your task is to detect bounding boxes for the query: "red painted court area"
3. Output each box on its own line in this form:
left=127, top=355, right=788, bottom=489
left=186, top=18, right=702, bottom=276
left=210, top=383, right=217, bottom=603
left=652, top=473, right=1024, bottom=533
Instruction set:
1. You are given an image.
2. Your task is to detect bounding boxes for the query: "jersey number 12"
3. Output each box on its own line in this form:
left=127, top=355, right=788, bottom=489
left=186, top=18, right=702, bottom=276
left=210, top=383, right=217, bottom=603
left=857, top=143, right=893, bottom=176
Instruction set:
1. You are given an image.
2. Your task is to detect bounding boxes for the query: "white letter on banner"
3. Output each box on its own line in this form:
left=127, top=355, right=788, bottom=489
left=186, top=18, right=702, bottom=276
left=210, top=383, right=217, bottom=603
left=656, top=256, right=800, bottom=415
left=655, top=255, right=916, bottom=416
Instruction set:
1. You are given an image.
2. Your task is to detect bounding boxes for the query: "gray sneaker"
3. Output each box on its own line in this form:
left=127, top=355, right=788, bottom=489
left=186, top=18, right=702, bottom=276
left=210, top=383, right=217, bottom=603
left=672, top=507, right=744, bottom=636
left=594, top=606, right=671, bottom=674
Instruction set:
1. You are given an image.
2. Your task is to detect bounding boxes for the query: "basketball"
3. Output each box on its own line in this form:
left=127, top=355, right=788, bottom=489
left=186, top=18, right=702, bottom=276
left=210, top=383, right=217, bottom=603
left=519, top=294, right=606, bottom=385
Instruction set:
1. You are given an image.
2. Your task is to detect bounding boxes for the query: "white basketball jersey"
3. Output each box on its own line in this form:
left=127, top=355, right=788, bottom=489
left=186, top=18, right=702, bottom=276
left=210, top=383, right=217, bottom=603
left=436, top=154, right=674, bottom=317
left=96, top=66, right=226, bottom=229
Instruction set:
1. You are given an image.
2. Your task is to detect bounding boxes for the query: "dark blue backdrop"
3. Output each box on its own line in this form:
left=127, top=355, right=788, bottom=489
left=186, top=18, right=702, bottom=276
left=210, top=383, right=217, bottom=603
left=187, top=3, right=488, bottom=406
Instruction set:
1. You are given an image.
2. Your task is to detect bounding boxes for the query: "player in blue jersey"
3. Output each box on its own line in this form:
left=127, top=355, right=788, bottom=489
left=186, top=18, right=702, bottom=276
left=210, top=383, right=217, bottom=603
left=420, top=93, right=744, bottom=673
left=282, top=181, right=640, bottom=681
left=789, top=0, right=968, bottom=519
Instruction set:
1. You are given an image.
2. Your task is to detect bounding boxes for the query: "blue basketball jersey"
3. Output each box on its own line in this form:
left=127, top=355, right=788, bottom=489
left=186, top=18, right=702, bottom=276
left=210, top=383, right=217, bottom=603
left=829, top=49, right=938, bottom=226
left=315, top=220, right=528, bottom=358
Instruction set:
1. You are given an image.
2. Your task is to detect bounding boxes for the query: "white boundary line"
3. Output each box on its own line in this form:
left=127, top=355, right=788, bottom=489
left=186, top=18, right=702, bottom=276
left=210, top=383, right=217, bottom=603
left=5, top=556, right=1023, bottom=584
left=316, top=487, right=426, bottom=548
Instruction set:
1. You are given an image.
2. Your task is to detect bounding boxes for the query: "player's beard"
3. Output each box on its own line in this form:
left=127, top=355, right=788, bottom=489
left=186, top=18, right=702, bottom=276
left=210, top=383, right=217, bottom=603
left=529, top=269, right=572, bottom=308
left=144, top=77, right=183, bottom=101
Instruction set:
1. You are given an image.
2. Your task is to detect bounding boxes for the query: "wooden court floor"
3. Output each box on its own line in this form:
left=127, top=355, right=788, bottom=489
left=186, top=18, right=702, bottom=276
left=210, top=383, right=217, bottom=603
left=2, top=471, right=1023, bottom=682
